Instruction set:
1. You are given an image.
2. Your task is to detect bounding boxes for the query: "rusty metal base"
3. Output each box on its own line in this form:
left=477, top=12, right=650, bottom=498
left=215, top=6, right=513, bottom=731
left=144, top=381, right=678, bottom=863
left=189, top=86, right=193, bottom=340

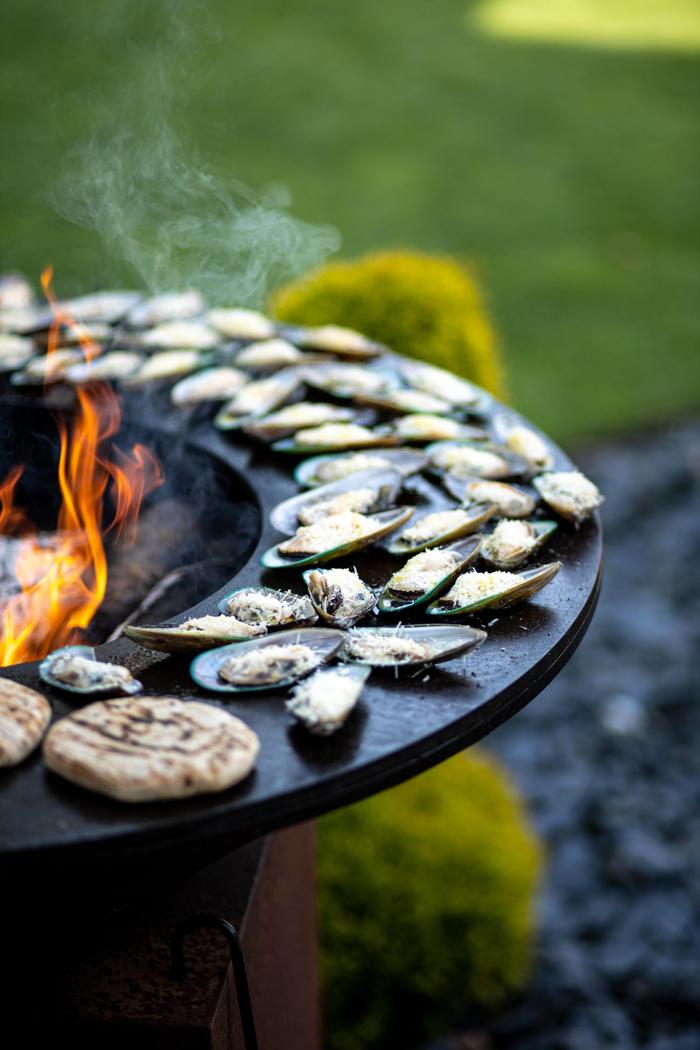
left=7, top=823, right=319, bottom=1050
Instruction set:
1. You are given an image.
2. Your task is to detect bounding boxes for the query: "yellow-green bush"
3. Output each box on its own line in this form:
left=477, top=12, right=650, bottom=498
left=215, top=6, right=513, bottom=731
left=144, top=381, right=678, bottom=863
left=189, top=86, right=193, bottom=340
left=271, top=250, right=507, bottom=399
left=318, top=749, right=542, bottom=1050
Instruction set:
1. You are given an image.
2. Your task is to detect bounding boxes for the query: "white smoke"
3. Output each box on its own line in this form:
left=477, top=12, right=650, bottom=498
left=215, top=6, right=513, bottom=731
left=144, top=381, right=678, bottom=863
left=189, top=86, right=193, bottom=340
left=51, top=4, right=339, bottom=307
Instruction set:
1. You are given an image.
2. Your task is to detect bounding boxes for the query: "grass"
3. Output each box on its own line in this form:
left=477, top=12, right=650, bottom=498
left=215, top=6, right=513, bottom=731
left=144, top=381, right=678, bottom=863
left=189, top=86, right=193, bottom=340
left=1, top=0, right=698, bottom=444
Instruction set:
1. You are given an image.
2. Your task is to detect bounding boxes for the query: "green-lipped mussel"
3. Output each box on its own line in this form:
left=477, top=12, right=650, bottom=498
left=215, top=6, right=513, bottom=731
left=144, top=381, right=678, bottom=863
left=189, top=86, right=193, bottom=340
left=377, top=536, right=482, bottom=613
left=385, top=503, right=494, bottom=556
left=270, top=467, right=402, bottom=535
left=533, top=471, right=604, bottom=526
left=303, top=567, right=377, bottom=628
left=272, top=421, right=399, bottom=454
left=480, top=518, right=558, bottom=569
left=189, top=627, right=345, bottom=693
left=286, top=664, right=370, bottom=736
left=340, top=623, right=486, bottom=668
left=260, top=506, right=414, bottom=569
left=442, top=474, right=537, bottom=519
left=39, top=645, right=143, bottom=697
left=214, top=368, right=302, bottom=430
left=294, top=448, right=427, bottom=488
left=123, top=615, right=267, bottom=654
left=217, top=586, right=318, bottom=628
left=426, top=562, right=562, bottom=616
left=427, top=440, right=529, bottom=480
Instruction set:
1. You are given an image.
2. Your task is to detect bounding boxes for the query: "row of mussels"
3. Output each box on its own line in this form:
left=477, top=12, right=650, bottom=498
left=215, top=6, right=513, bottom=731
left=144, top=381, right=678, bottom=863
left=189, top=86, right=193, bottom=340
left=0, top=276, right=603, bottom=804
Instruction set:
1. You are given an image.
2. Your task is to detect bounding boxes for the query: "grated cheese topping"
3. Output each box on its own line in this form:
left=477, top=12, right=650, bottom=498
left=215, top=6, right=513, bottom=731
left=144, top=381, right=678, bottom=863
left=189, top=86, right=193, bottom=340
left=431, top=444, right=509, bottom=478
left=441, top=570, right=523, bottom=607
left=171, top=367, right=246, bottom=405
left=504, top=424, right=552, bottom=469
left=279, top=511, right=376, bottom=557
left=482, top=519, right=538, bottom=564
left=307, top=567, right=375, bottom=622
left=260, top=401, right=351, bottom=430
left=286, top=668, right=364, bottom=735
left=316, top=453, right=390, bottom=483
left=218, top=643, right=320, bottom=685
left=134, top=350, right=201, bottom=380
left=207, top=307, right=276, bottom=340
left=298, top=487, right=377, bottom=526
left=179, top=615, right=265, bottom=638
left=343, top=632, right=430, bottom=666
left=47, top=653, right=137, bottom=691
left=403, top=361, right=478, bottom=405
left=227, top=374, right=292, bottom=416
left=302, top=325, right=374, bottom=353
left=309, top=365, right=388, bottom=395
left=236, top=339, right=303, bottom=369
left=293, top=422, right=378, bottom=448
left=394, top=414, right=464, bottom=441
left=388, top=548, right=463, bottom=594
left=224, top=588, right=315, bottom=626
left=396, top=508, right=471, bottom=547
left=534, top=471, right=603, bottom=524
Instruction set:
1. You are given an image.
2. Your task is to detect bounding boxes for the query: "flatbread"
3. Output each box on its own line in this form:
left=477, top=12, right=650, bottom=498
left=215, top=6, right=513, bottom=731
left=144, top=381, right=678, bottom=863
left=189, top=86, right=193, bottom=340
left=42, top=696, right=259, bottom=802
left=0, top=678, right=52, bottom=767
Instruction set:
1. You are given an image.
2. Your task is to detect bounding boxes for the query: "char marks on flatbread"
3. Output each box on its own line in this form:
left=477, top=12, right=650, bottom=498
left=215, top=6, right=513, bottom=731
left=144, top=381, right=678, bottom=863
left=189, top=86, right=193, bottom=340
left=42, top=696, right=259, bottom=802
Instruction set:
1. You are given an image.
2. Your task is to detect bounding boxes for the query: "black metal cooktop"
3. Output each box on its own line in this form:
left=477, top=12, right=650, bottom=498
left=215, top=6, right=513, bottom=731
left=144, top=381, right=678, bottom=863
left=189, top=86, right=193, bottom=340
left=0, top=387, right=602, bottom=883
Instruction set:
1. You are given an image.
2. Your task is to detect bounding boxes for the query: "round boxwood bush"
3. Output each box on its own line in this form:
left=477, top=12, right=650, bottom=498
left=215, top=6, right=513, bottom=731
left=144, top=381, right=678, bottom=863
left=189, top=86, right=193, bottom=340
left=318, top=749, right=542, bottom=1050
left=271, top=249, right=506, bottom=398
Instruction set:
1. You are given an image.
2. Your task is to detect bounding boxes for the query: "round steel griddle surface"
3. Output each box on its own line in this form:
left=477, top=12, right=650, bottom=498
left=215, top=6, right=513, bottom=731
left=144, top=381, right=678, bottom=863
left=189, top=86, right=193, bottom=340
left=0, top=397, right=602, bottom=880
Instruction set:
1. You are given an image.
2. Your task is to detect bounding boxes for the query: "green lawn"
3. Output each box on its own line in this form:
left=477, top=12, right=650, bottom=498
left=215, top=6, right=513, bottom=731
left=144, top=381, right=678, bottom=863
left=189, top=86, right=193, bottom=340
left=1, top=0, right=698, bottom=443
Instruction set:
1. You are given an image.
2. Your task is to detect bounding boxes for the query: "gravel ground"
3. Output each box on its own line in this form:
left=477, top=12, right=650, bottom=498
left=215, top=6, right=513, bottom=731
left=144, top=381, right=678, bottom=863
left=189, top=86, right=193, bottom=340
left=435, top=420, right=700, bottom=1049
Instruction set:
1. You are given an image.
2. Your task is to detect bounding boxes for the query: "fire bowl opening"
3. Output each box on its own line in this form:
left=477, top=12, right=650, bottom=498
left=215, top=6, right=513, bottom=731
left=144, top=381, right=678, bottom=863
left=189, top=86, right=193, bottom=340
left=0, top=393, right=261, bottom=652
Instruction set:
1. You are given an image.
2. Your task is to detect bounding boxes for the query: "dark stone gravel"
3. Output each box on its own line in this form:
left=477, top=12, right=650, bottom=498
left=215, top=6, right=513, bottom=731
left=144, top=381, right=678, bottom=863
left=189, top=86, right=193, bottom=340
left=431, top=420, right=700, bottom=1049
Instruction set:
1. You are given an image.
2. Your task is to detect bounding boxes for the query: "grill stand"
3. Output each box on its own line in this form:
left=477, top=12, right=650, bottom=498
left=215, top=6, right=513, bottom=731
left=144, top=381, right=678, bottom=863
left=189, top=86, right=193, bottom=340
left=6, top=823, right=319, bottom=1050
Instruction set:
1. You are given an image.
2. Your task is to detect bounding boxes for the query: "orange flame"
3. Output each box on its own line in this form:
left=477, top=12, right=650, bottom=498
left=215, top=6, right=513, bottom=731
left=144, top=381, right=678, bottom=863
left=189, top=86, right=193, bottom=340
left=0, top=269, right=164, bottom=666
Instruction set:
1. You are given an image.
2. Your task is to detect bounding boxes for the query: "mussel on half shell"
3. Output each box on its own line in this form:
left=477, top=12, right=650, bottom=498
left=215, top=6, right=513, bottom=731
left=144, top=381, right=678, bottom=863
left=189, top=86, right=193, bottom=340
left=39, top=645, right=143, bottom=697
left=426, top=562, right=562, bottom=616
left=189, top=627, right=345, bottom=693
left=340, top=623, right=486, bottom=668
left=377, top=536, right=482, bottom=613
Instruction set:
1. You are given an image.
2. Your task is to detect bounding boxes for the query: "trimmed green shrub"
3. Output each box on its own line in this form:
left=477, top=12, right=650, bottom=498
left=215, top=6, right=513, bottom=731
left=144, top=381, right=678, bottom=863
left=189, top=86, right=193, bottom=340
left=271, top=250, right=507, bottom=399
left=318, top=749, right=542, bottom=1050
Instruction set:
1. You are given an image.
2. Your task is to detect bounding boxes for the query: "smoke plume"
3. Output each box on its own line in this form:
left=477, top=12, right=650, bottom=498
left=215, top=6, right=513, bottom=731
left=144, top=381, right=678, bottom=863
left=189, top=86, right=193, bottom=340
left=51, top=3, right=339, bottom=307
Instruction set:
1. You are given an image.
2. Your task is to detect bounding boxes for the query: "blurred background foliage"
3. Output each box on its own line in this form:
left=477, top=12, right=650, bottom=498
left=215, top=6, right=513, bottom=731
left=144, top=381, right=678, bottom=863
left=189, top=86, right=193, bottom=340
left=1, top=0, right=698, bottom=443
left=318, top=750, right=542, bottom=1049
left=272, top=250, right=507, bottom=398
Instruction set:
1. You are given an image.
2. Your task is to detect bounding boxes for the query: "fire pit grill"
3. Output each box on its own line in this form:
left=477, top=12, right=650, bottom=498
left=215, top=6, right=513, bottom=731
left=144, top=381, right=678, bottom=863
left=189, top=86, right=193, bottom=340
left=0, top=372, right=601, bottom=888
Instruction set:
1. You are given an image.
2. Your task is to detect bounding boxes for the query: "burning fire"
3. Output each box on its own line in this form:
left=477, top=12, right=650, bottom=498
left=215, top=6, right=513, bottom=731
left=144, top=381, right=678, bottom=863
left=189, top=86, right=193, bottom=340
left=0, top=268, right=164, bottom=666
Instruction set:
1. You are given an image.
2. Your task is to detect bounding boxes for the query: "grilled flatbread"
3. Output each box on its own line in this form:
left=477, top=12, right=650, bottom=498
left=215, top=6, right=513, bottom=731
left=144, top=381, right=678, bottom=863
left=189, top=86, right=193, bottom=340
left=0, top=678, right=52, bottom=767
left=43, top=696, right=259, bottom=802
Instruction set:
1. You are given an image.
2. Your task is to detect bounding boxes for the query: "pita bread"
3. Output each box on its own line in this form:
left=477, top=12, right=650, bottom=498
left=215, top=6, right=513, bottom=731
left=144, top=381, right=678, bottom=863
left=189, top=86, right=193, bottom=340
left=43, top=696, right=259, bottom=802
left=0, top=678, right=52, bottom=767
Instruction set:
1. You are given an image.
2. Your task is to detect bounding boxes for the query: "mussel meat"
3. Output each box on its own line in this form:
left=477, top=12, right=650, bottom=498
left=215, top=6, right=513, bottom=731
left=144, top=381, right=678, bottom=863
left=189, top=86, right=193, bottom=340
left=286, top=664, right=370, bottom=735
left=480, top=518, right=557, bottom=569
left=386, top=503, right=494, bottom=555
left=377, top=537, right=481, bottom=612
left=426, top=562, right=561, bottom=616
left=219, top=587, right=317, bottom=628
left=304, top=567, right=377, bottom=627
left=124, top=614, right=266, bottom=654
left=206, top=307, right=277, bottom=341
left=533, top=471, right=603, bottom=526
left=39, top=645, right=142, bottom=696
left=189, top=627, right=345, bottom=693
left=443, top=475, right=537, bottom=519
left=340, top=623, right=486, bottom=667
left=171, top=366, right=248, bottom=406
left=260, top=506, right=414, bottom=569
